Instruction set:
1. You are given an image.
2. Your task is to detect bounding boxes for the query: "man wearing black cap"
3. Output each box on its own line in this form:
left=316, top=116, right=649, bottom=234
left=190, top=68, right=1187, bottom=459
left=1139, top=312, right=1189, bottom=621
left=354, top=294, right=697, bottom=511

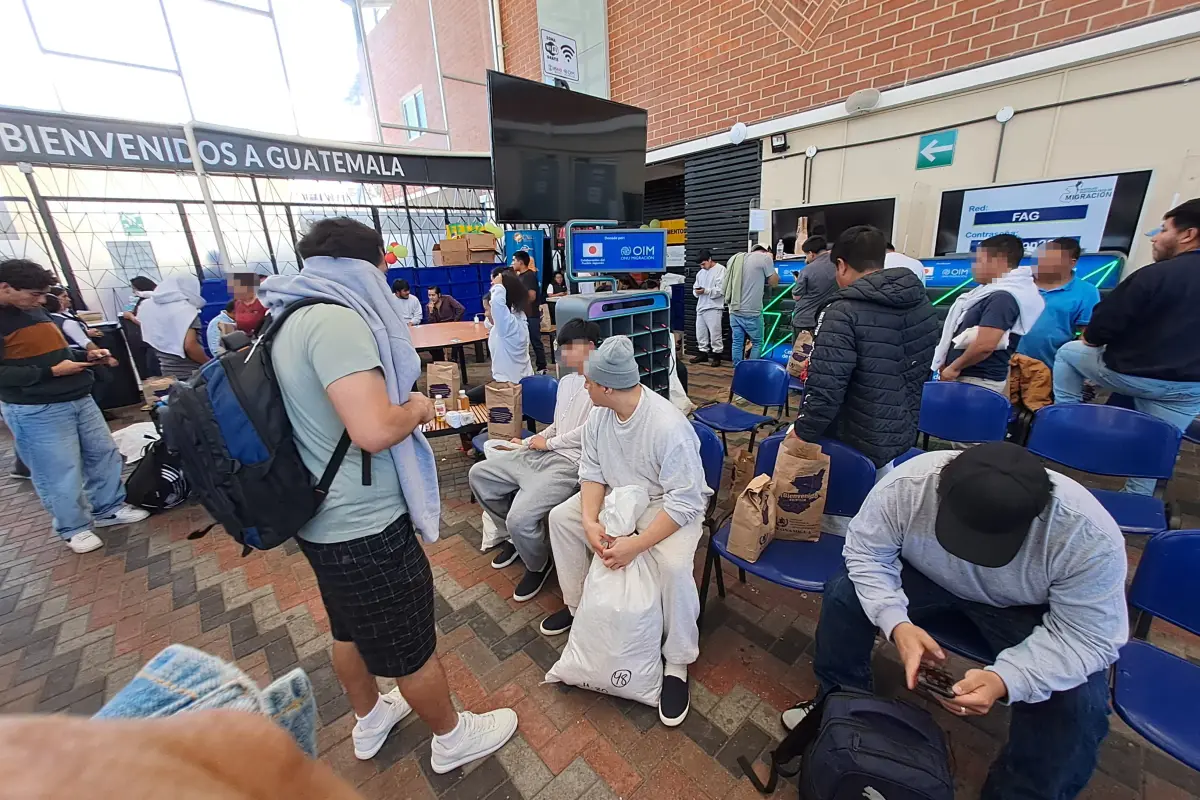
left=782, top=444, right=1127, bottom=800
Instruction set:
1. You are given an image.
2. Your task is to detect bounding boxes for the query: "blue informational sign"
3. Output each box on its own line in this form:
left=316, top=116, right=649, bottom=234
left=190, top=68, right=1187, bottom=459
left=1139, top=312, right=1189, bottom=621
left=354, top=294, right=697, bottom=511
left=504, top=229, right=545, bottom=282
left=571, top=228, right=667, bottom=274
left=921, top=252, right=1124, bottom=290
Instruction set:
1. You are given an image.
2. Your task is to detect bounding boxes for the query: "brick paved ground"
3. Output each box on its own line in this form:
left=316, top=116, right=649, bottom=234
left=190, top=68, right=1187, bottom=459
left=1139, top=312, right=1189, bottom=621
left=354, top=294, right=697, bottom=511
left=1, top=356, right=1199, bottom=799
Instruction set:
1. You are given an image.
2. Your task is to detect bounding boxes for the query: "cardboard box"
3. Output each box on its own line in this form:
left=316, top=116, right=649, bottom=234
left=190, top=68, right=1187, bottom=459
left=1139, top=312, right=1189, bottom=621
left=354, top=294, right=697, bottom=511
left=437, top=238, right=470, bottom=266
left=468, top=249, right=502, bottom=264
left=465, top=232, right=498, bottom=252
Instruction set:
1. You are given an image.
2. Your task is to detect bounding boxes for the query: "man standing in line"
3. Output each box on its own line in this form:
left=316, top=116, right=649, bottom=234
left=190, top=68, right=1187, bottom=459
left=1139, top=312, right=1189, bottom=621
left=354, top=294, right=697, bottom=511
left=540, top=336, right=711, bottom=727
left=1009, top=238, right=1099, bottom=412
left=468, top=318, right=599, bottom=602
left=725, top=244, right=780, bottom=364
left=513, top=251, right=547, bottom=372
left=790, top=235, right=838, bottom=338
left=0, top=259, right=149, bottom=553
left=884, top=242, right=927, bottom=284
left=390, top=279, right=423, bottom=326
left=781, top=444, right=1126, bottom=800
left=932, top=234, right=1043, bottom=394
left=1054, top=199, right=1200, bottom=494
left=690, top=248, right=726, bottom=366
left=789, top=226, right=939, bottom=469
left=261, top=218, right=516, bottom=772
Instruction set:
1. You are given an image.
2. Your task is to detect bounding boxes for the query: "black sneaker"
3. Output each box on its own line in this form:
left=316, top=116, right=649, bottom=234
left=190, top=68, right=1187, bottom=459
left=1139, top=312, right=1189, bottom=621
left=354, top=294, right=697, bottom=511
left=659, top=674, right=690, bottom=727
left=490, top=541, right=519, bottom=569
left=8, top=469, right=30, bottom=481
left=781, top=698, right=819, bottom=731
left=688, top=354, right=709, bottom=364
left=538, top=608, right=573, bottom=636
left=711, top=357, right=723, bottom=368
left=512, top=565, right=553, bottom=603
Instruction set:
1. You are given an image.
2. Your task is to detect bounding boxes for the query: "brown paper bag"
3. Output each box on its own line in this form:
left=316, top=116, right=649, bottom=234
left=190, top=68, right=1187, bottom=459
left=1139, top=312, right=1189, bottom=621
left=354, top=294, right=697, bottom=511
left=727, top=475, right=777, bottom=563
left=771, top=436, right=829, bottom=541
left=427, top=362, right=460, bottom=404
left=729, top=449, right=756, bottom=501
left=787, top=330, right=814, bottom=379
left=540, top=304, right=553, bottom=333
left=486, top=381, right=524, bottom=440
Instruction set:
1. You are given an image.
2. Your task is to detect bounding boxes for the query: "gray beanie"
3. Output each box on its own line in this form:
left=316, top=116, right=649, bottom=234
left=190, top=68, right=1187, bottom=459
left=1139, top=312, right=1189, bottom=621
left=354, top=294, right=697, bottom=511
left=585, top=335, right=640, bottom=389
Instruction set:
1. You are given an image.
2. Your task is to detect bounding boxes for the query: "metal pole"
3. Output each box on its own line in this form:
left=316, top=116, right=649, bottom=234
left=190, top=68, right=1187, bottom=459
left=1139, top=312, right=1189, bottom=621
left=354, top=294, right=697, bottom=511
left=284, top=205, right=301, bottom=270
left=176, top=201, right=204, bottom=281
left=183, top=122, right=233, bottom=274
left=426, top=0, right=452, bottom=151
left=21, top=165, right=83, bottom=304
left=352, top=0, right=384, bottom=144
left=250, top=177, right=279, bottom=274
left=402, top=189, right=419, bottom=268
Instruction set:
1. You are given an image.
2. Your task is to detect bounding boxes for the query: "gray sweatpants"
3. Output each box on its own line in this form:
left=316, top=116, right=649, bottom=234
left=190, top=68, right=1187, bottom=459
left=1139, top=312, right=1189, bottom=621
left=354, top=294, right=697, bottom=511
left=468, top=447, right=580, bottom=572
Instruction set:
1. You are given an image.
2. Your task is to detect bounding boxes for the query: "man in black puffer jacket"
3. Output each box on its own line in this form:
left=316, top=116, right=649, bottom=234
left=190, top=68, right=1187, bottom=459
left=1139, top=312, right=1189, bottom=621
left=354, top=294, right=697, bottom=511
left=790, top=225, right=938, bottom=467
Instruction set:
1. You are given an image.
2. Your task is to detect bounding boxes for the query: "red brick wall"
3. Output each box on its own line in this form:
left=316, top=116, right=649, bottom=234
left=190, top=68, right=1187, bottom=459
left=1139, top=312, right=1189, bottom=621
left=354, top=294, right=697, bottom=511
left=432, top=0, right=495, bottom=152
left=367, top=1, right=447, bottom=149
left=498, top=0, right=1188, bottom=150
left=499, top=0, right=541, bottom=81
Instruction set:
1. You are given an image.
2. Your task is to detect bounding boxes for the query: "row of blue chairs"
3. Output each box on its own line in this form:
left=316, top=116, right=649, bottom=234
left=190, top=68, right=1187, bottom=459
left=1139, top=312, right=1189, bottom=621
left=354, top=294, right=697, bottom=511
left=688, top=417, right=1200, bottom=775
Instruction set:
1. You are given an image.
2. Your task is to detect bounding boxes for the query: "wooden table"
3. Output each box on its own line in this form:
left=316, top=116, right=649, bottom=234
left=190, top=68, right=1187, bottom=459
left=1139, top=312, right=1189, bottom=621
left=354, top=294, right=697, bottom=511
left=409, top=322, right=489, bottom=384
left=419, top=403, right=489, bottom=438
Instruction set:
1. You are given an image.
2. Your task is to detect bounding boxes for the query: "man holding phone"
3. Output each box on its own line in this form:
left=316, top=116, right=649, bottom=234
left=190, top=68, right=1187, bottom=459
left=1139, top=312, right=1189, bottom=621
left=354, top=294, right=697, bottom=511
left=0, top=259, right=148, bottom=554
left=782, top=443, right=1127, bottom=800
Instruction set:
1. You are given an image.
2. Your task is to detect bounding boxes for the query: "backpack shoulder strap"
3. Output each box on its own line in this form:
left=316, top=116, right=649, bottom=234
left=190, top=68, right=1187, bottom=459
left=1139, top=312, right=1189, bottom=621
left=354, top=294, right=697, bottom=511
left=256, top=297, right=344, bottom=345
left=739, top=692, right=830, bottom=794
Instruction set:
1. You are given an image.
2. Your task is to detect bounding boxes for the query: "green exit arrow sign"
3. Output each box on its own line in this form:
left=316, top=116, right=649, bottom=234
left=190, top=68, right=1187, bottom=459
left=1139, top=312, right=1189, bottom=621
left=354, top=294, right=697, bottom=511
left=916, top=129, right=957, bottom=169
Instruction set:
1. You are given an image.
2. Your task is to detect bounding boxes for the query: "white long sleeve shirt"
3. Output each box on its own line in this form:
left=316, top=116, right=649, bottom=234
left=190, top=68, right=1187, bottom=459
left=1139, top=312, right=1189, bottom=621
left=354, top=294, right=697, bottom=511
left=395, top=294, right=423, bottom=326
left=694, top=263, right=726, bottom=313
left=843, top=450, right=1127, bottom=705
left=540, top=372, right=592, bottom=464
left=486, top=283, right=533, bottom=384
left=578, top=387, right=711, bottom=527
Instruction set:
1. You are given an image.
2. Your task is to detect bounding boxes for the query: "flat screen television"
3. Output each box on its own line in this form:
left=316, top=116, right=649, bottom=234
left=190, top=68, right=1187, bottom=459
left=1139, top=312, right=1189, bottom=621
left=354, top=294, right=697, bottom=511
left=487, top=71, right=648, bottom=225
left=935, top=171, right=1152, bottom=257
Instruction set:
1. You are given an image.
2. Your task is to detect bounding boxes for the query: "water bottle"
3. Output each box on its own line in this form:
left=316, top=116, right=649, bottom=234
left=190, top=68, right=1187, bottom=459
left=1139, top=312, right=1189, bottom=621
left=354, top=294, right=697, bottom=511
left=434, top=395, right=446, bottom=421
left=775, top=239, right=784, bottom=258
left=458, top=389, right=469, bottom=411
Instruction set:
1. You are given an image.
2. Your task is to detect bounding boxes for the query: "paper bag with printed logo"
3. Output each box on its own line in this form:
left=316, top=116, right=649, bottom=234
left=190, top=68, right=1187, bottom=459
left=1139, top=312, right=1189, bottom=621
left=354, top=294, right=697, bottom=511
left=426, top=362, right=460, bottom=404
left=788, top=330, right=815, bottom=380
left=485, top=381, right=524, bottom=440
left=727, top=474, right=777, bottom=563
left=771, top=436, right=829, bottom=541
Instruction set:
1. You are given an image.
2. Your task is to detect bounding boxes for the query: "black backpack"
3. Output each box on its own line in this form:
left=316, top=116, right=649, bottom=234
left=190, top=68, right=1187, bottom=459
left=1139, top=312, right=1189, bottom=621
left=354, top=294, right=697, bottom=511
left=163, top=299, right=368, bottom=553
left=741, top=690, right=953, bottom=800
left=124, top=438, right=189, bottom=512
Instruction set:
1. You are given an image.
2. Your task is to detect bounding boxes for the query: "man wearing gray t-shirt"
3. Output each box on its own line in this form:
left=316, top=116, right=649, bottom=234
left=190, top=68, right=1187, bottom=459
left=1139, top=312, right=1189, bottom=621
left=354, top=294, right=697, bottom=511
left=781, top=443, right=1126, bottom=800
left=541, top=336, right=711, bottom=728
left=728, top=245, right=780, bottom=364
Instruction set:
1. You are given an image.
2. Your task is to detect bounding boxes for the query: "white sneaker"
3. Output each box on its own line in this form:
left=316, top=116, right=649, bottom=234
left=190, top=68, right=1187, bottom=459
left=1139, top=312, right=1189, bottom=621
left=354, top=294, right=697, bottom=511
left=66, top=531, right=103, bottom=554
left=781, top=698, right=819, bottom=731
left=429, top=709, right=518, bottom=774
left=94, top=504, right=150, bottom=529
left=352, top=688, right=413, bottom=760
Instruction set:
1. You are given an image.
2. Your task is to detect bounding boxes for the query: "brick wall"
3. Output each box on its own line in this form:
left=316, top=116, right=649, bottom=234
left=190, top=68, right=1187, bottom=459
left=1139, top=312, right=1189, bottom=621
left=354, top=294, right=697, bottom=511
left=367, top=1, right=447, bottom=149
left=432, top=0, right=495, bottom=152
left=498, top=0, right=1189, bottom=150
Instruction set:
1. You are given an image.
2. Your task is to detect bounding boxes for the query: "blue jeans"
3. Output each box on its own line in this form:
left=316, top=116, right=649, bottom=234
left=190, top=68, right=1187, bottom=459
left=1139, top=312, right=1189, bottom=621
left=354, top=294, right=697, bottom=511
left=97, top=644, right=318, bottom=757
left=1, top=396, right=125, bottom=539
left=1054, top=340, right=1200, bottom=495
left=815, top=565, right=1109, bottom=800
left=729, top=313, right=763, bottom=364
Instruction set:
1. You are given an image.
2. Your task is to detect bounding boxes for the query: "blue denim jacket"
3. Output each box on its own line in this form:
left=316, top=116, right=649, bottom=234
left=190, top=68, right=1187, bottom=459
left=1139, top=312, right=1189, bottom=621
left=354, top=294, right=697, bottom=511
left=95, top=644, right=318, bottom=758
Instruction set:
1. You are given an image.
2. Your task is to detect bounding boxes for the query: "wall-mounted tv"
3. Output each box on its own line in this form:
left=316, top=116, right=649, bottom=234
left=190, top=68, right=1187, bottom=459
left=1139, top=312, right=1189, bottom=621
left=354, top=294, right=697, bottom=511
left=487, top=71, right=648, bottom=225
left=935, top=171, right=1152, bottom=257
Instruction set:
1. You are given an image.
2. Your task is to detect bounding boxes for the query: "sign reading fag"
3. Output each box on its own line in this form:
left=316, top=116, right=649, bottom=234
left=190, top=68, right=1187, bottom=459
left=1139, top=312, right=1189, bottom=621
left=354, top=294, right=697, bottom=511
left=0, top=106, right=492, bottom=187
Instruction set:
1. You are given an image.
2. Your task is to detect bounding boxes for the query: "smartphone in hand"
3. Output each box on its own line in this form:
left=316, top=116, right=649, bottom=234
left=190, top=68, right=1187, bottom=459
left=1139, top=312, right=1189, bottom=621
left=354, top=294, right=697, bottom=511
left=915, top=665, right=957, bottom=700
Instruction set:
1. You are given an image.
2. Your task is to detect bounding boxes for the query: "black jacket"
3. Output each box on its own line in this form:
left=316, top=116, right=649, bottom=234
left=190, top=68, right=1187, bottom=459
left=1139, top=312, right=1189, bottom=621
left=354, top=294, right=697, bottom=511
left=1085, top=249, right=1200, bottom=381
left=791, top=268, right=939, bottom=467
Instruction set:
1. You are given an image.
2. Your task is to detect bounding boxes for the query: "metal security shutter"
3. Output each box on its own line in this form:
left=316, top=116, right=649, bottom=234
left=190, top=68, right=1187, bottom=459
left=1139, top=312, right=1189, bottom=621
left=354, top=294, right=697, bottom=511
left=682, top=142, right=761, bottom=357
left=644, top=175, right=685, bottom=223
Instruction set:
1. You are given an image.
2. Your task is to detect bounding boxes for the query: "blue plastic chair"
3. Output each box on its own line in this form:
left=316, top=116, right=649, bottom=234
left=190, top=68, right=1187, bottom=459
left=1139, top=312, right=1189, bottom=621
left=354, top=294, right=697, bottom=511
left=1113, top=530, right=1200, bottom=772
left=520, top=374, right=558, bottom=430
left=1025, top=404, right=1181, bottom=535
left=699, top=433, right=876, bottom=621
left=691, top=421, right=725, bottom=505
left=916, top=380, right=1012, bottom=448
left=692, top=359, right=789, bottom=453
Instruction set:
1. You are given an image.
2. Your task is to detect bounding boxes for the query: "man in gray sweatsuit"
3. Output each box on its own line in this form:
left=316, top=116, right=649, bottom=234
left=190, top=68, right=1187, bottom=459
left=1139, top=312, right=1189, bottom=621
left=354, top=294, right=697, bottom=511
left=782, top=443, right=1126, bottom=800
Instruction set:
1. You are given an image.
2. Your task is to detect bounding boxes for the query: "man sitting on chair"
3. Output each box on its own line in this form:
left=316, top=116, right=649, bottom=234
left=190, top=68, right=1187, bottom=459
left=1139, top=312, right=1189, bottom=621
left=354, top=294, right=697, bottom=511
left=540, top=336, right=711, bottom=728
left=781, top=444, right=1127, bottom=800
left=468, top=319, right=599, bottom=603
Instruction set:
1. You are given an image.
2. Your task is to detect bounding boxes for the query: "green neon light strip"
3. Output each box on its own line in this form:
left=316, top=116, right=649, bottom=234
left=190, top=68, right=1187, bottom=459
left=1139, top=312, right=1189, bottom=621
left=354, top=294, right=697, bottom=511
left=932, top=278, right=974, bottom=306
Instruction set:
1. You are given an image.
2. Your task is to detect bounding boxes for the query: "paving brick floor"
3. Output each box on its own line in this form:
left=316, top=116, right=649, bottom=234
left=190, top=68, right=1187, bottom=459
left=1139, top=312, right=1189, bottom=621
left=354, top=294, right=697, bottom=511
left=1, top=356, right=1199, bottom=799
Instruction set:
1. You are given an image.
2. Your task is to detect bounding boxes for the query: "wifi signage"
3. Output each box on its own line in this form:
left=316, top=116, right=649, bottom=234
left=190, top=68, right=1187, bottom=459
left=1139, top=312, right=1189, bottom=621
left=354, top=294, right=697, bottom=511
left=540, top=29, right=580, bottom=83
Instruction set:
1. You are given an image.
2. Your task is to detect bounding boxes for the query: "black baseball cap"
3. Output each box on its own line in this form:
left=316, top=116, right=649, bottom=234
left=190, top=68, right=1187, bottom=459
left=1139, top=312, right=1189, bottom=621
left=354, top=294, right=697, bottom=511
left=935, top=442, right=1053, bottom=568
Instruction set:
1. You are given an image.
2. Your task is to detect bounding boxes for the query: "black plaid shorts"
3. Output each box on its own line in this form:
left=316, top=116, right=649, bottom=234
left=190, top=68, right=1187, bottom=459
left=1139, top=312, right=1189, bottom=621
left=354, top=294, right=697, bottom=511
left=298, top=515, right=436, bottom=678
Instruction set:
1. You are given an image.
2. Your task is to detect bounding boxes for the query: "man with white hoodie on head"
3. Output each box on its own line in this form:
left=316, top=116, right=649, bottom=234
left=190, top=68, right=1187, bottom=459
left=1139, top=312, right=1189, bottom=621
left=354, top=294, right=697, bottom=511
left=933, top=234, right=1044, bottom=395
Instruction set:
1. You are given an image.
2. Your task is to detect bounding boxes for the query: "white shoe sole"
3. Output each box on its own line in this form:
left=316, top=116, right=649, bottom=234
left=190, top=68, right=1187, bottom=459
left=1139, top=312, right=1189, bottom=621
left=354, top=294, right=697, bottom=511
left=94, top=510, right=150, bottom=529
left=429, top=711, right=518, bottom=774
left=490, top=549, right=519, bottom=569
left=353, top=705, right=413, bottom=760
left=659, top=699, right=690, bottom=727
left=67, top=538, right=103, bottom=554
left=512, top=566, right=552, bottom=603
